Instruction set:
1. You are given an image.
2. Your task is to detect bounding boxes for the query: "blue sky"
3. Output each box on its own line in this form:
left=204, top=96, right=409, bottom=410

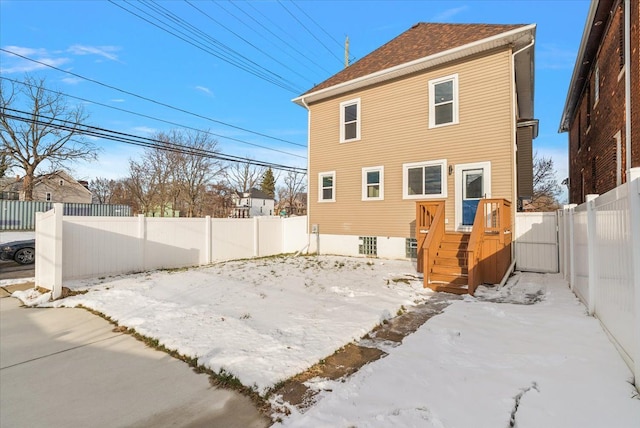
left=1, top=0, right=589, bottom=196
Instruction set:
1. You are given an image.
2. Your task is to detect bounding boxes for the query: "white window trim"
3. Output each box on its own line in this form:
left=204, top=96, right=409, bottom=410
left=318, top=171, right=336, bottom=202
left=361, top=166, right=384, bottom=201
left=594, top=64, right=600, bottom=106
left=45, top=192, right=52, bottom=201
left=340, top=98, right=361, bottom=143
left=402, top=159, right=448, bottom=199
left=429, top=74, right=459, bottom=128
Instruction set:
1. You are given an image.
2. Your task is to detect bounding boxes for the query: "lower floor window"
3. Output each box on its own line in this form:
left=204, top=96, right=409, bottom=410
left=403, top=159, right=447, bottom=199
left=318, top=171, right=336, bottom=202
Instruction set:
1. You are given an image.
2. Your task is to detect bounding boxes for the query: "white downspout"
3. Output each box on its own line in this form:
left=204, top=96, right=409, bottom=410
left=624, top=0, right=631, bottom=179
left=511, top=38, right=535, bottom=260
left=300, top=96, right=313, bottom=254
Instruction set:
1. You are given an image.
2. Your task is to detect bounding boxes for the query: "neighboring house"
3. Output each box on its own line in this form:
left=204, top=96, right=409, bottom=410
left=277, top=192, right=307, bottom=216
left=1, top=171, right=92, bottom=203
left=146, top=203, right=180, bottom=218
left=293, top=22, right=537, bottom=294
left=231, top=188, right=275, bottom=218
left=559, top=0, right=639, bottom=204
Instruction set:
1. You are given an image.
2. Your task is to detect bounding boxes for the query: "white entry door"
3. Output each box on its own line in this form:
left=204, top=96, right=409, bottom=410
left=455, top=162, right=491, bottom=231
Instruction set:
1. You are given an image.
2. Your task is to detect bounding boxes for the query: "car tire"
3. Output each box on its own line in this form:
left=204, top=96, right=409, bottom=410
left=14, top=248, right=35, bottom=265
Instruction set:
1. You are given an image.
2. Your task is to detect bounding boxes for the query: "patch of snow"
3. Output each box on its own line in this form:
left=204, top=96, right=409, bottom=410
left=44, top=256, right=431, bottom=395
left=12, top=288, right=51, bottom=306
left=0, top=277, right=35, bottom=287
left=275, top=272, right=640, bottom=427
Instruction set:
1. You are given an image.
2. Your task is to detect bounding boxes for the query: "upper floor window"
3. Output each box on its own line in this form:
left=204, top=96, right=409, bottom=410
left=318, top=171, right=336, bottom=202
left=429, top=74, right=459, bottom=128
left=362, top=166, right=384, bottom=201
left=46, top=192, right=52, bottom=201
left=59, top=179, right=64, bottom=186
left=340, top=98, right=360, bottom=142
left=403, top=159, right=447, bottom=199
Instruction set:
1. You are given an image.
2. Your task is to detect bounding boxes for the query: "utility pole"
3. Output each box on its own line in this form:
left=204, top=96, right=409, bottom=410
left=345, top=35, right=350, bottom=68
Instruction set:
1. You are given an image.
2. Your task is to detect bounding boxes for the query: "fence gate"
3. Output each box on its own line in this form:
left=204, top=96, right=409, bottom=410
left=514, top=212, right=559, bottom=273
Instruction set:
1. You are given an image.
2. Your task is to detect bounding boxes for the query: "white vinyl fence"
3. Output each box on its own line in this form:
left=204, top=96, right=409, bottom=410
left=559, top=168, right=640, bottom=384
left=35, top=206, right=309, bottom=299
left=514, top=212, right=559, bottom=273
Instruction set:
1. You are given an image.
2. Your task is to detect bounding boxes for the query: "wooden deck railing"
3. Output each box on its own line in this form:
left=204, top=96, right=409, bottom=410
left=415, top=200, right=445, bottom=282
left=467, top=199, right=512, bottom=295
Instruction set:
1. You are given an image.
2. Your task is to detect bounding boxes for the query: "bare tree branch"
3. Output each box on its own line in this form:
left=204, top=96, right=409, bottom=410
left=0, top=75, right=99, bottom=199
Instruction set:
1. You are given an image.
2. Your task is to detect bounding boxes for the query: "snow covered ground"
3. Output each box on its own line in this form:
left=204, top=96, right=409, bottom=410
left=275, top=272, right=640, bottom=427
left=37, top=256, right=433, bottom=394
left=13, top=256, right=639, bottom=426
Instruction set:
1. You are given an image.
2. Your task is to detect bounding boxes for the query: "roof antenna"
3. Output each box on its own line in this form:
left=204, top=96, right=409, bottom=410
left=345, top=35, right=350, bottom=68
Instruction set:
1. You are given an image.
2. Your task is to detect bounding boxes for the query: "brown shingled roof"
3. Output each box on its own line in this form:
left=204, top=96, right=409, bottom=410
left=302, top=22, right=526, bottom=96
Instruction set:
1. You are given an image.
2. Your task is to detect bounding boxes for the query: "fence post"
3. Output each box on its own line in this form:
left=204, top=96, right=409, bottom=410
left=137, top=214, right=146, bottom=272
left=627, top=168, right=640, bottom=387
left=51, top=203, right=63, bottom=300
left=205, top=216, right=211, bottom=265
left=566, top=204, right=577, bottom=290
left=585, top=194, right=598, bottom=315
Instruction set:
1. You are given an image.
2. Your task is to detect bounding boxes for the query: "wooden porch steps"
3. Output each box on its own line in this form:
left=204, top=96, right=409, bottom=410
left=426, top=232, right=470, bottom=295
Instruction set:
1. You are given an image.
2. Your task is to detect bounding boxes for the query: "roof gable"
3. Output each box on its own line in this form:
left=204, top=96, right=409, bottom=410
left=299, top=22, right=527, bottom=98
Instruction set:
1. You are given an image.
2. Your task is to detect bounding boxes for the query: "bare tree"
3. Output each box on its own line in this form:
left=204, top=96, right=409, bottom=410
left=90, top=177, right=118, bottom=204
left=0, top=75, right=98, bottom=199
left=530, top=152, right=562, bottom=211
left=0, top=150, right=14, bottom=178
left=203, top=182, right=234, bottom=218
left=225, top=160, right=264, bottom=193
left=167, top=130, right=224, bottom=217
left=126, top=159, right=159, bottom=215
left=277, top=171, right=307, bottom=216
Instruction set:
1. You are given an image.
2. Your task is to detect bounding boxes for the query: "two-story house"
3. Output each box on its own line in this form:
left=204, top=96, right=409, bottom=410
left=231, top=188, right=275, bottom=218
left=559, top=0, right=639, bottom=203
left=2, top=171, right=92, bottom=203
left=293, top=22, right=537, bottom=294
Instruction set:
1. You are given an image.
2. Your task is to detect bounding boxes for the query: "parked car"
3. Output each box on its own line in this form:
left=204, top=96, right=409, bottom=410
left=0, top=239, right=36, bottom=265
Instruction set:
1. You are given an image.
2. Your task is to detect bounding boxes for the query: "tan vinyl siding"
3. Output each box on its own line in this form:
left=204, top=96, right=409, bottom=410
left=308, top=48, right=514, bottom=237
left=516, top=126, right=534, bottom=199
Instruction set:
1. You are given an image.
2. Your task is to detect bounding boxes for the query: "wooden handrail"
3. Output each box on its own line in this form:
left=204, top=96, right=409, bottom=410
left=467, top=198, right=512, bottom=295
left=415, top=201, right=445, bottom=278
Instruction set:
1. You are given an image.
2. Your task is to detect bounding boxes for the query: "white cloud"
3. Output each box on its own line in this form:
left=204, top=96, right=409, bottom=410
left=131, top=126, right=157, bottom=135
left=195, top=85, right=213, bottom=96
left=432, top=5, right=468, bottom=21
left=67, top=45, right=120, bottom=61
left=110, top=99, right=125, bottom=103
left=61, top=76, right=83, bottom=85
left=0, top=45, right=71, bottom=73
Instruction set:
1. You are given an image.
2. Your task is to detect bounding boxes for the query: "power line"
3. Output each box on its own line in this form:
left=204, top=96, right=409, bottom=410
left=217, top=0, right=333, bottom=77
left=2, top=107, right=307, bottom=174
left=0, top=48, right=306, bottom=149
left=290, top=2, right=343, bottom=52
left=277, top=0, right=343, bottom=66
left=110, top=0, right=303, bottom=94
left=184, top=0, right=310, bottom=84
left=0, top=76, right=306, bottom=160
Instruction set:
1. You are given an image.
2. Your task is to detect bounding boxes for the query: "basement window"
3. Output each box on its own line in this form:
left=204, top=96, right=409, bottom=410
left=359, top=236, right=377, bottom=256
left=406, top=238, right=418, bottom=259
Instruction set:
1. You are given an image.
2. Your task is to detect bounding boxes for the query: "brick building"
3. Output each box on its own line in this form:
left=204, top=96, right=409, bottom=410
left=559, top=0, right=639, bottom=203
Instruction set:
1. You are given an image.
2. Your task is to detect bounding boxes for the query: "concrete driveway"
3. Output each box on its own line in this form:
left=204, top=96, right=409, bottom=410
left=0, top=292, right=269, bottom=428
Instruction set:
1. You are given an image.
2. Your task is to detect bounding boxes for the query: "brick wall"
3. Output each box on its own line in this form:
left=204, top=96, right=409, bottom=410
left=631, top=0, right=639, bottom=168
left=568, top=2, right=634, bottom=204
